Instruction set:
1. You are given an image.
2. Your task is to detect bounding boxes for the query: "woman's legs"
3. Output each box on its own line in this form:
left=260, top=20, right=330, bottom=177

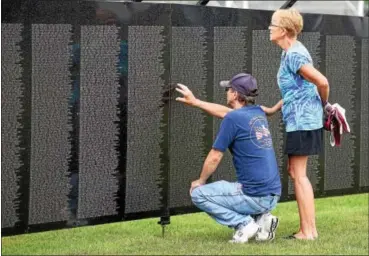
left=288, top=155, right=318, bottom=240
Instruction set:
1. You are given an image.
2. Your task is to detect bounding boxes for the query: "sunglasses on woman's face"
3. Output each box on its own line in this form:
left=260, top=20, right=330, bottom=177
left=270, top=23, right=283, bottom=28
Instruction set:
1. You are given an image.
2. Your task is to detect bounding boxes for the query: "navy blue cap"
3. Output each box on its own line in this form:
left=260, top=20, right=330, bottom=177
left=219, top=73, right=258, bottom=96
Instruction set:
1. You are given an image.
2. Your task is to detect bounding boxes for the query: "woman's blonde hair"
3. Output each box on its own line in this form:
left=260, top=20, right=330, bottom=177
left=272, top=8, right=303, bottom=37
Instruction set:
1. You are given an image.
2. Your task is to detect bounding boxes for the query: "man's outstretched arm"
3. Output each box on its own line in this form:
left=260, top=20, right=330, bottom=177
left=176, top=83, right=232, bottom=119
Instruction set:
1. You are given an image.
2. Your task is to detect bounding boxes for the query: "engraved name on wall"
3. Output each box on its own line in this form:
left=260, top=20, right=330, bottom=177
left=1, top=24, right=23, bottom=228
left=170, top=26, right=208, bottom=208
left=360, top=39, right=368, bottom=187
left=324, top=35, right=357, bottom=190
left=29, top=24, right=72, bottom=224
left=125, top=25, right=166, bottom=213
left=78, top=25, right=120, bottom=219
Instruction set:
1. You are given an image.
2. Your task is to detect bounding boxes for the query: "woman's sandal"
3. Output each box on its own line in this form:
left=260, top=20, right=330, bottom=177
left=284, top=233, right=315, bottom=240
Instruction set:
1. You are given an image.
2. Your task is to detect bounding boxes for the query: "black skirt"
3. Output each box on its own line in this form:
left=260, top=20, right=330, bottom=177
left=285, top=128, right=323, bottom=156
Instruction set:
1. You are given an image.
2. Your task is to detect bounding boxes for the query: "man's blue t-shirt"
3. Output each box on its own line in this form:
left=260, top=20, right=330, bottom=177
left=277, top=41, right=323, bottom=132
left=212, top=106, right=281, bottom=197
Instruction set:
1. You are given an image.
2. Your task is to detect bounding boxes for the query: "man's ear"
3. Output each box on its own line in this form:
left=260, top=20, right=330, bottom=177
left=233, top=91, right=239, bottom=100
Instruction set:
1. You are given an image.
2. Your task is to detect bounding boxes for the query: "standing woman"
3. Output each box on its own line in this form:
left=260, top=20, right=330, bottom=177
left=262, top=8, right=330, bottom=240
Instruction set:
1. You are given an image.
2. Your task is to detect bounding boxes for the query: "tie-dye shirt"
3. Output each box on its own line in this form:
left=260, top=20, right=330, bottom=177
left=277, top=41, right=323, bottom=132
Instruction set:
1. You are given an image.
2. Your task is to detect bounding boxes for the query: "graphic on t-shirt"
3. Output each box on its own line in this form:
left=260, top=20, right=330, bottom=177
left=249, top=116, right=273, bottom=149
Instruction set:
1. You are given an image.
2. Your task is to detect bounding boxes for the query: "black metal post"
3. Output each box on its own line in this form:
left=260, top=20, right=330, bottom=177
left=197, top=0, right=210, bottom=6
left=158, top=216, right=170, bottom=238
left=280, top=0, right=298, bottom=9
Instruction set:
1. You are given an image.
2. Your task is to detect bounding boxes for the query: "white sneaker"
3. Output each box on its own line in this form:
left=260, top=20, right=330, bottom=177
left=255, top=213, right=279, bottom=242
left=229, top=220, right=260, bottom=244
left=255, top=229, right=276, bottom=241
left=255, top=213, right=279, bottom=233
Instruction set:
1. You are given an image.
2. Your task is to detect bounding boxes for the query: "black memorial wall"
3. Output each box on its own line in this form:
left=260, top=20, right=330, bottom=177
left=1, top=0, right=368, bottom=236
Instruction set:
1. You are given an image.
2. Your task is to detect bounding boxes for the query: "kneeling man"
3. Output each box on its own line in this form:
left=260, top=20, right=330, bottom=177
left=176, top=73, right=281, bottom=243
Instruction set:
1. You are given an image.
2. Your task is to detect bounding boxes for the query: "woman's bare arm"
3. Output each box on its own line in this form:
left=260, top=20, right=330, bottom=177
left=261, top=99, right=283, bottom=116
left=299, top=64, right=329, bottom=103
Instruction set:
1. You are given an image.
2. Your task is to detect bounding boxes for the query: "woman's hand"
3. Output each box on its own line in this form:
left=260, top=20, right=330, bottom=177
left=261, top=99, right=283, bottom=116
left=261, top=105, right=276, bottom=116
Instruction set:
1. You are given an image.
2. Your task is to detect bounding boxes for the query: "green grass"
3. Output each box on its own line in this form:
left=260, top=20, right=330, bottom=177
left=2, top=193, right=368, bottom=255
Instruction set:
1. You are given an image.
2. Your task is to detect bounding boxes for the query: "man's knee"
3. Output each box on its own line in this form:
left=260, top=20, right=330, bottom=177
left=191, top=186, right=205, bottom=205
